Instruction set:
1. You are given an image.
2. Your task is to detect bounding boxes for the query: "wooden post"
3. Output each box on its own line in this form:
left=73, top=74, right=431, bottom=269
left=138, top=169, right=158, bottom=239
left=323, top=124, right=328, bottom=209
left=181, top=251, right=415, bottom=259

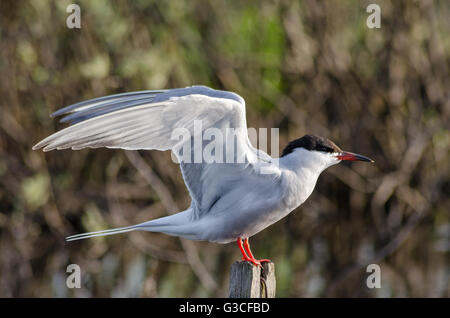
left=228, top=261, right=276, bottom=298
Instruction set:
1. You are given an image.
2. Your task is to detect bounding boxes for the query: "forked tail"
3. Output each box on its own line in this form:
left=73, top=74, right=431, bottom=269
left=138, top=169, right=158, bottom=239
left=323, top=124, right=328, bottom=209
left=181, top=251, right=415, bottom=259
left=66, top=225, right=138, bottom=241
left=66, top=209, right=196, bottom=241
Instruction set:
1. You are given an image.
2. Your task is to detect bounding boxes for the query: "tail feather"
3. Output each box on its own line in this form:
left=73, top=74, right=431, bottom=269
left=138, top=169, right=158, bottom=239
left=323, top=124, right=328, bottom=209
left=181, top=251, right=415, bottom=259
left=65, top=209, right=196, bottom=242
left=66, top=226, right=137, bottom=241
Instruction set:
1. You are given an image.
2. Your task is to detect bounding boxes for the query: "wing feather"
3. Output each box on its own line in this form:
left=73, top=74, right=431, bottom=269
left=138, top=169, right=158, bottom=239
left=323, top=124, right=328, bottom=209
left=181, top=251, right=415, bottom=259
left=34, top=85, right=273, bottom=219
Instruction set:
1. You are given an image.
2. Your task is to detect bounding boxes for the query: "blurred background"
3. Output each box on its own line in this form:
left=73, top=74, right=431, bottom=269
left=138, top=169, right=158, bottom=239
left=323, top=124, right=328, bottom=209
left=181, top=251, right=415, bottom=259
left=0, top=0, right=448, bottom=297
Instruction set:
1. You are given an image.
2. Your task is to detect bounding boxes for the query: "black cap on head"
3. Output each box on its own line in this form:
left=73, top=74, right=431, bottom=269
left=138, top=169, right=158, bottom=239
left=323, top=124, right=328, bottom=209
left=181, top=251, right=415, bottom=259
left=281, top=134, right=342, bottom=157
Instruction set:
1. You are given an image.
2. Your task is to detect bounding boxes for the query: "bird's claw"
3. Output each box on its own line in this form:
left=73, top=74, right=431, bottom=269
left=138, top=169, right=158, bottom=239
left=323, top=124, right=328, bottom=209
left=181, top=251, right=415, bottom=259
left=241, top=256, right=271, bottom=267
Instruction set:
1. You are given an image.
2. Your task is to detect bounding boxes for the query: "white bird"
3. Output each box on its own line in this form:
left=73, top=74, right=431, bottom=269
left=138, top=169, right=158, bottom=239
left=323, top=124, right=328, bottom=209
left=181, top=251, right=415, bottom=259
left=33, top=85, right=373, bottom=266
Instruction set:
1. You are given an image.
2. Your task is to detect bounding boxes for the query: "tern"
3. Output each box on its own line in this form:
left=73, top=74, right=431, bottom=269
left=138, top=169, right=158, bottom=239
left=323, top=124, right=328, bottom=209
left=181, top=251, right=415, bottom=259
left=33, top=85, right=373, bottom=266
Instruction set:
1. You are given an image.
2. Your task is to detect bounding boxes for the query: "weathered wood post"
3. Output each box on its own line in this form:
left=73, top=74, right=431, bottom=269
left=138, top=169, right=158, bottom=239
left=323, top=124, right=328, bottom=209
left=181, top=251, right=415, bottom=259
left=228, top=261, right=276, bottom=298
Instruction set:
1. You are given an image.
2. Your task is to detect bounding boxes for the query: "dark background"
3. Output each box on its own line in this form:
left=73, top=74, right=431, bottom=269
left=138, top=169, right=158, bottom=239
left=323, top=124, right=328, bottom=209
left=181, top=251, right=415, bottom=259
left=0, top=0, right=448, bottom=297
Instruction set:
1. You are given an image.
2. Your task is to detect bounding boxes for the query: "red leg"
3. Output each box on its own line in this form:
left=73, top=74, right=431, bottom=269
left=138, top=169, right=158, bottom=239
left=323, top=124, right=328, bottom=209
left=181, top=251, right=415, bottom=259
left=237, top=238, right=261, bottom=266
left=237, top=238, right=249, bottom=260
left=237, top=238, right=271, bottom=266
left=244, top=238, right=271, bottom=264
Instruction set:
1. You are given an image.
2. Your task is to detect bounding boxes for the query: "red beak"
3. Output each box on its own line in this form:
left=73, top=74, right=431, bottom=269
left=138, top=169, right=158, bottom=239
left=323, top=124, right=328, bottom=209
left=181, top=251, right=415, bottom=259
left=337, top=151, right=374, bottom=162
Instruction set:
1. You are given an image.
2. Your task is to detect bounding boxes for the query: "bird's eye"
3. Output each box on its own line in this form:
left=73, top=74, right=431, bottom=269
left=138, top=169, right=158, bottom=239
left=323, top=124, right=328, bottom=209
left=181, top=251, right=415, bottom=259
left=318, top=146, right=332, bottom=152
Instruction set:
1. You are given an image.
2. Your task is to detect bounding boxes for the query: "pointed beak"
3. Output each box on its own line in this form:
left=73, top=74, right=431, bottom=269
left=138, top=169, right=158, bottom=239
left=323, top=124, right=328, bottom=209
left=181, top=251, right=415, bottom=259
left=337, top=151, right=374, bottom=163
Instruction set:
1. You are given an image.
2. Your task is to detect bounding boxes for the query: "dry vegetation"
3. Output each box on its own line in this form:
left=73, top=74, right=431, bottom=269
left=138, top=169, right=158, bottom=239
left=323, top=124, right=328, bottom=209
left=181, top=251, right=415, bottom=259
left=0, top=0, right=448, bottom=297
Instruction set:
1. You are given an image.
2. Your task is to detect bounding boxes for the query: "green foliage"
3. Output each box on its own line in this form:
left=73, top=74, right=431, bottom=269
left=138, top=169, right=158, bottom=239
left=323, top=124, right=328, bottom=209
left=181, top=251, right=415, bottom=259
left=0, top=0, right=448, bottom=298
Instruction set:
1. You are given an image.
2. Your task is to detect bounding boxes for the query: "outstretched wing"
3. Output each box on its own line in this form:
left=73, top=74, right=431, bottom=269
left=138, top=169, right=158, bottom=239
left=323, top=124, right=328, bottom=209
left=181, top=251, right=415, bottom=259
left=33, top=85, right=274, bottom=218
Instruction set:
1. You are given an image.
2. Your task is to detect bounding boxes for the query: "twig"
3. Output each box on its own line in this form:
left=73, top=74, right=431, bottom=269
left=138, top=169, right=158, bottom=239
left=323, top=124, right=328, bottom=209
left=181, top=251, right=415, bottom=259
left=130, top=234, right=189, bottom=264
left=124, top=150, right=219, bottom=293
left=326, top=205, right=428, bottom=296
left=103, top=162, right=189, bottom=265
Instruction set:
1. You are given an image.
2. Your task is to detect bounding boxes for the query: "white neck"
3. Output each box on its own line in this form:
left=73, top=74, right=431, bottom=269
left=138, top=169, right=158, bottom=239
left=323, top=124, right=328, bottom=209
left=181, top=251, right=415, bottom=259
left=278, top=148, right=339, bottom=205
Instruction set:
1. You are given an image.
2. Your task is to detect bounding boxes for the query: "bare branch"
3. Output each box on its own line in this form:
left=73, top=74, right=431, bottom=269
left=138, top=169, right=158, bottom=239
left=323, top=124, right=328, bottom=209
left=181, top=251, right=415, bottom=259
left=124, top=150, right=219, bottom=293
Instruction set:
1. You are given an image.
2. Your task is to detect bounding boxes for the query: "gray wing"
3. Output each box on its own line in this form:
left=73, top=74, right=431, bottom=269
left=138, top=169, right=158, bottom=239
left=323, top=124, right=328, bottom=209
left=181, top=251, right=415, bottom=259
left=33, top=85, right=274, bottom=218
